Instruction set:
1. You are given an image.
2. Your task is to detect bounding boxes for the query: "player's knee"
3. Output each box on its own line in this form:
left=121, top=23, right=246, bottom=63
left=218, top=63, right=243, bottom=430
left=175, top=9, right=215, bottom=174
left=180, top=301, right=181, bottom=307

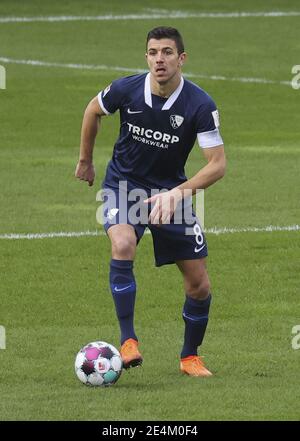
left=187, top=279, right=211, bottom=300
left=111, top=236, right=136, bottom=259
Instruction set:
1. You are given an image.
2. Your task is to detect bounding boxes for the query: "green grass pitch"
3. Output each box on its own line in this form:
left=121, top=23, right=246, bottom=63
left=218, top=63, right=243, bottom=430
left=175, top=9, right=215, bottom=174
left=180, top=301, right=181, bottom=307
left=0, top=0, right=299, bottom=421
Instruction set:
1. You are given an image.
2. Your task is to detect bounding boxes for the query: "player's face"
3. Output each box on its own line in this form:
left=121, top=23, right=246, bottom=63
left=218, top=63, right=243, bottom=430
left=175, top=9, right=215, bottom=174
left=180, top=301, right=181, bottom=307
left=146, top=38, right=186, bottom=84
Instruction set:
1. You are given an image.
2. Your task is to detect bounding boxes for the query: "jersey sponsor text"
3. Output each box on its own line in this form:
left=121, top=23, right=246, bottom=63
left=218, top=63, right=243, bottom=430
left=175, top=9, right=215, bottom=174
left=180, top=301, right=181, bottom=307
left=127, top=122, right=179, bottom=149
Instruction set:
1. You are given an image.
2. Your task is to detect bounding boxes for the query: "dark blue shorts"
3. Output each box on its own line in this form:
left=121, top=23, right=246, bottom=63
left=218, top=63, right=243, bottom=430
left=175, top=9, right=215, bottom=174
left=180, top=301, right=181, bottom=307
left=100, top=184, right=208, bottom=267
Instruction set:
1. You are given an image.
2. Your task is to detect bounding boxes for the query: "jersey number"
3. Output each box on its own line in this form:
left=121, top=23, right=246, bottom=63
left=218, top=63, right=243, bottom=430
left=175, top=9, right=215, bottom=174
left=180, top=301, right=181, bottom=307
left=194, top=224, right=205, bottom=253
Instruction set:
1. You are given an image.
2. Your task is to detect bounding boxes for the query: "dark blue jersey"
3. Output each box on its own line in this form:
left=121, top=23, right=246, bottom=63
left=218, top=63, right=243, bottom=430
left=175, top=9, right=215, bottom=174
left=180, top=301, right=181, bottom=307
left=98, top=73, right=223, bottom=190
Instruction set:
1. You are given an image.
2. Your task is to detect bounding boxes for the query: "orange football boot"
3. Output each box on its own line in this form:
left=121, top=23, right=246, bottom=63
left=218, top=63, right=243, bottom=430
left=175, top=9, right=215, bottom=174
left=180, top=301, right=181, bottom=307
left=120, top=338, right=143, bottom=369
left=180, top=355, right=213, bottom=377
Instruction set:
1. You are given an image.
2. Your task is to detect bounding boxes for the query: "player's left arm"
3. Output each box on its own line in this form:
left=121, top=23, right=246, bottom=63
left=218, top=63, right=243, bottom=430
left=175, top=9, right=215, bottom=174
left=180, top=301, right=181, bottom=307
left=145, top=145, right=225, bottom=224
left=177, top=144, right=226, bottom=193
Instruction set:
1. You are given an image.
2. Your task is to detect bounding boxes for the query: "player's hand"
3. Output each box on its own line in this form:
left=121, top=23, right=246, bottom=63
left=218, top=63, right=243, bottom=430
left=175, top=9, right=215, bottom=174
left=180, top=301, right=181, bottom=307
left=75, top=160, right=95, bottom=187
left=144, top=188, right=182, bottom=225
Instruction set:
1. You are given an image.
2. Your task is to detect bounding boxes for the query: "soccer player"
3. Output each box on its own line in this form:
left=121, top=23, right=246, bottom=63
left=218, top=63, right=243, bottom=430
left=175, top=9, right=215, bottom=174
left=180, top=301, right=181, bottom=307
left=75, top=27, right=226, bottom=377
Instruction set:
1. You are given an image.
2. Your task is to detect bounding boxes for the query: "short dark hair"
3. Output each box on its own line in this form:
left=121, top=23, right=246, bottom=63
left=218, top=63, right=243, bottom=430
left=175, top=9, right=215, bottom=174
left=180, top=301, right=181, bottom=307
left=146, top=26, right=185, bottom=54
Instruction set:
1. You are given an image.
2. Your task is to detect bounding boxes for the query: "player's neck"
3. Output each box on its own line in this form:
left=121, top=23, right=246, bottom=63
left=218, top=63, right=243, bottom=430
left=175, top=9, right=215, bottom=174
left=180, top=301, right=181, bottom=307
left=150, top=73, right=182, bottom=98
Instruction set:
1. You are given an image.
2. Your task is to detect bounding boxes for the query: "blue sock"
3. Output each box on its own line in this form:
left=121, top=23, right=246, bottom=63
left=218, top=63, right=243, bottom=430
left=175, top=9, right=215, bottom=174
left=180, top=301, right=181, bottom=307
left=109, top=259, right=137, bottom=345
left=181, top=294, right=212, bottom=359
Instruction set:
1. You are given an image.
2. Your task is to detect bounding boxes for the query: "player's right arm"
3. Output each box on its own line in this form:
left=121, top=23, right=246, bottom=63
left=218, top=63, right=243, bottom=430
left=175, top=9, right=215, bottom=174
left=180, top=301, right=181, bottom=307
left=75, top=96, right=106, bottom=186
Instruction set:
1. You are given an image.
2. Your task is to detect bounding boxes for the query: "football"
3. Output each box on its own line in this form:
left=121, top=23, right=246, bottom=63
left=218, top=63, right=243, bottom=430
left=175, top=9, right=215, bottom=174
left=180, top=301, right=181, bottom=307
left=75, top=341, right=122, bottom=387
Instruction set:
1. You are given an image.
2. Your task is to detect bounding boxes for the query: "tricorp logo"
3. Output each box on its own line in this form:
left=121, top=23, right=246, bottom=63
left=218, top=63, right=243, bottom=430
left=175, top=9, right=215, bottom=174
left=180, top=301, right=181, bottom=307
left=127, top=122, right=179, bottom=149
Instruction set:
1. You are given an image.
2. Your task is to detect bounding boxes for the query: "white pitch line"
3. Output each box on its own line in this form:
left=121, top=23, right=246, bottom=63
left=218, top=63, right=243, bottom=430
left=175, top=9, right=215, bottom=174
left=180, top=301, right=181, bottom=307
left=0, top=225, right=299, bottom=240
left=205, top=225, right=300, bottom=235
left=0, top=56, right=146, bottom=74
left=0, top=57, right=291, bottom=87
left=0, top=11, right=300, bottom=23
left=0, top=231, right=102, bottom=240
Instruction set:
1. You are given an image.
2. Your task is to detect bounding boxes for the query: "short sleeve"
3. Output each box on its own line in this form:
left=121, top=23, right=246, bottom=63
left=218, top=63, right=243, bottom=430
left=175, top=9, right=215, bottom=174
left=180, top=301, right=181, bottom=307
left=97, top=78, right=124, bottom=115
left=195, top=96, right=223, bottom=148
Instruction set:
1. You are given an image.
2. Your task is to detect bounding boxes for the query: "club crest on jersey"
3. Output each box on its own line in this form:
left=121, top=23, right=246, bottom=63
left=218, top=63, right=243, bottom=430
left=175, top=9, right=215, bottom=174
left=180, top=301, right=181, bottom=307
left=170, top=115, right=184, bottom=129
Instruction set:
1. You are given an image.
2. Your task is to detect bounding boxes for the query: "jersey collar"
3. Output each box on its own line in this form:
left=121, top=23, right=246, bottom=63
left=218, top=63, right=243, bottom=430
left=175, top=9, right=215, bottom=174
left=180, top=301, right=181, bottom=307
left=144, top=72, right=184, bottom=110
